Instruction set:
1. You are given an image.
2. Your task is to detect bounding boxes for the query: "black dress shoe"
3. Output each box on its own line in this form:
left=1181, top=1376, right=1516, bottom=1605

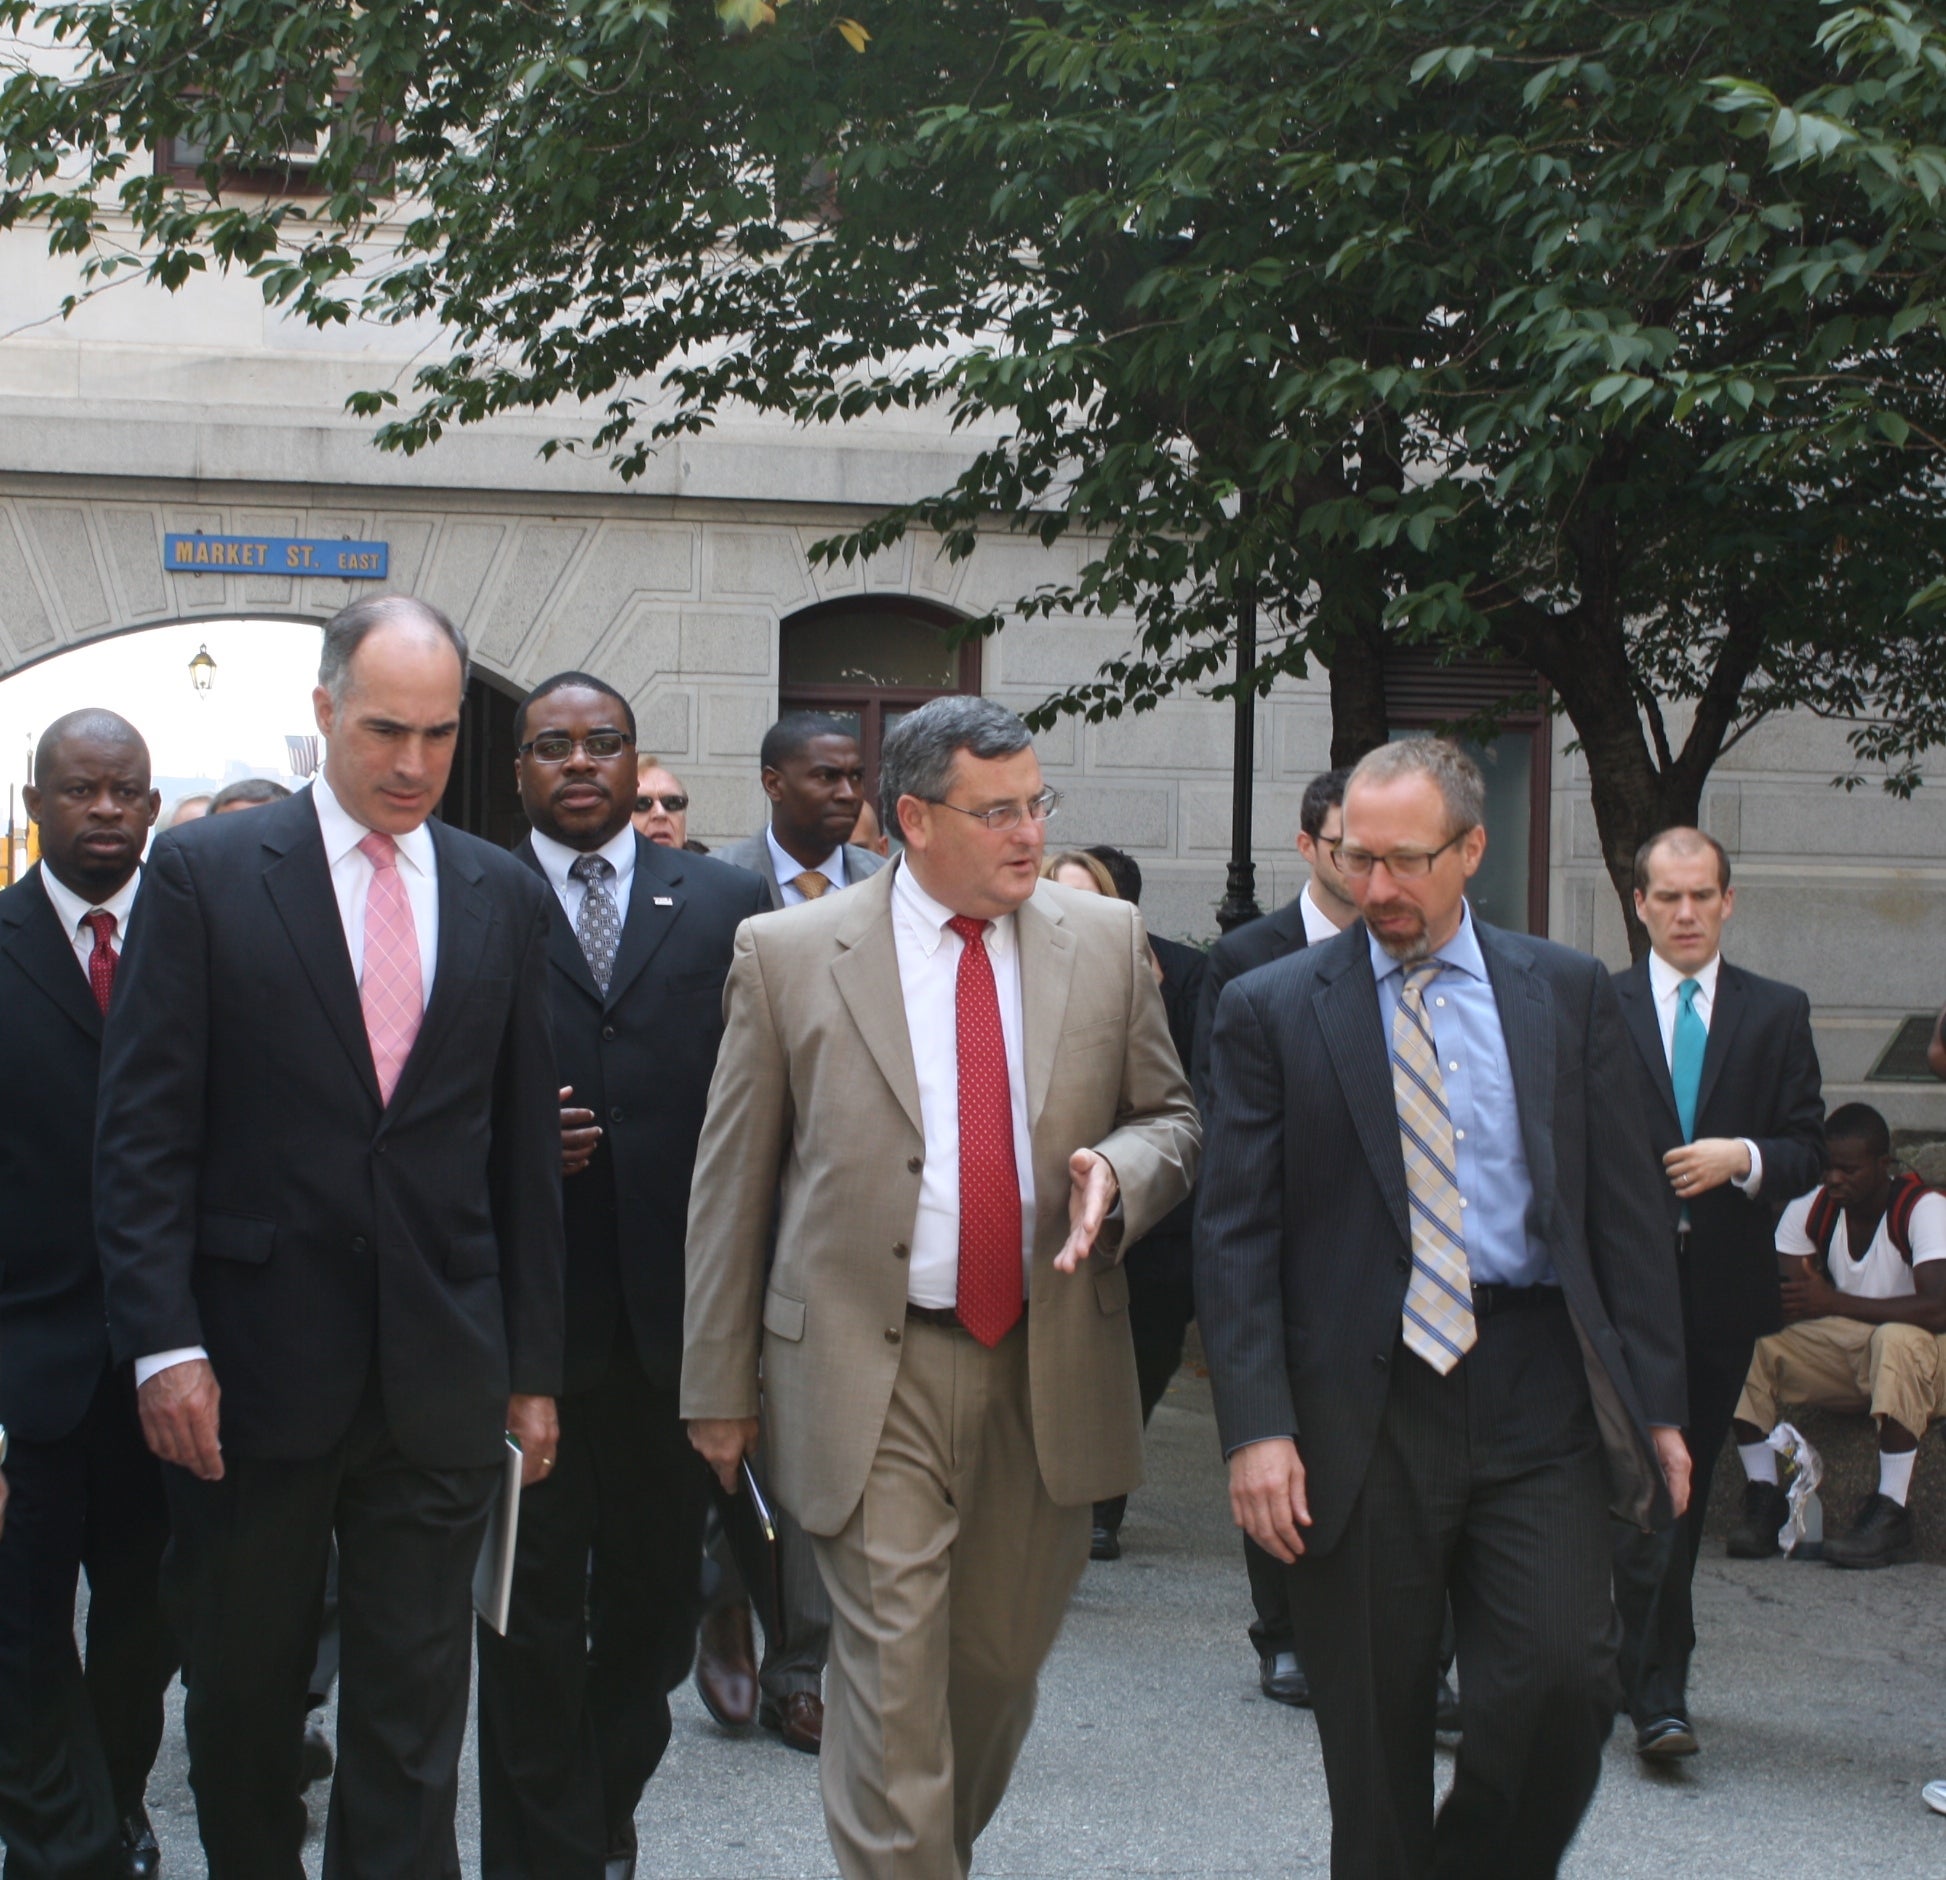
left=1636, top=1715, right=1699, bottom=1760
left=1725, top=1479, right=1791, bottom=1559
left=1090, top=1524, right=1122, bottom=1561
left=1259, top=1649, right=1310, bottom=1707
left=758, top=1691, right=824, bottom=1754
left=1823, top=1491, right=1916, bottom=1569
left=120, top=1807, right=161, bottom=1878
left=300, top=1717, right=335, bottom=1790
left=1434, top=1669, right=1462, bottom=1736
left=605, top=1814, right=638, bottom=1880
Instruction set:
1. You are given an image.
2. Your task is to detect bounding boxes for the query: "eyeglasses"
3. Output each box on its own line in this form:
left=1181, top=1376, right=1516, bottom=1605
left=518, top=731, right=635, bottom=763
left=635, top=793, right=689, bottom=815
left=926, top=787, right=1061, bottom=833
left=1334, top=831, right=1466, bottom=879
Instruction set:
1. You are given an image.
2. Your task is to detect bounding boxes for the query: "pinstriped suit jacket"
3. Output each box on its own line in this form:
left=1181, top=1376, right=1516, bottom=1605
left=1195, top=915, right=1686, bottom=1555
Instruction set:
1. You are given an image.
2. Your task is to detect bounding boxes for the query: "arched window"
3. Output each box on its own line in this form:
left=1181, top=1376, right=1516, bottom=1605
left=778, top=598, right=980, bottom=802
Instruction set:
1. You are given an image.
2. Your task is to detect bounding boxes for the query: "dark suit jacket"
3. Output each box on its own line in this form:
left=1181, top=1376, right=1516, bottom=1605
left=1611, top=957, right=1823, bottom=1350
left=0, top=868, right=119, bottom=1442
left=93, top=788, right=565, bottom=1470
left=1192, top=892, right=1311, bottom=1101
left=1196, top=917, right=1687, bottom=1554
left=518, top=834, right=769, bottom=1395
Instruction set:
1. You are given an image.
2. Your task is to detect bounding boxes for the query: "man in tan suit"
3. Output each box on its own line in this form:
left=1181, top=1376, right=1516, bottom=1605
left=684, top=695, right=1199, bottom=1879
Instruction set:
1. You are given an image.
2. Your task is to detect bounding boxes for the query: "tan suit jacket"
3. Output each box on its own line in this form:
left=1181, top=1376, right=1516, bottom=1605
left=682, top=863, right=1201, bottom=1536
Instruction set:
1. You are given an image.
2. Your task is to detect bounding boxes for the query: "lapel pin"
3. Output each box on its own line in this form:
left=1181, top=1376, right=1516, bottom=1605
left=653, top=896, right=674, bottom=906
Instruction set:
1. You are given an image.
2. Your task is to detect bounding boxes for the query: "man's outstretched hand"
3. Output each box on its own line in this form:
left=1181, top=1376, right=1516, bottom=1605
left=1055, top=1148, right=1120, bottom=1274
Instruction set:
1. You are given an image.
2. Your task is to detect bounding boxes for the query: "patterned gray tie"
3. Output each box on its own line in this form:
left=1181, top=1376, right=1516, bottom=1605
left=569, top=853, right=622, bottom=995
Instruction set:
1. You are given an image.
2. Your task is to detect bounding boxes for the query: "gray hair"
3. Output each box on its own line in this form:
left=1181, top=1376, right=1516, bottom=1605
left=1347, top=737, right=1485, bottom=836
left=318, top=595, right=470, bottom=706
left=879, top=696, right=1034, bottom=828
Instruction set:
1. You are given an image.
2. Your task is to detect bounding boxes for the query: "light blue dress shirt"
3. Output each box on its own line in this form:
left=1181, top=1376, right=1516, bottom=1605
left=1368, top=904, right=1555, bottom=1288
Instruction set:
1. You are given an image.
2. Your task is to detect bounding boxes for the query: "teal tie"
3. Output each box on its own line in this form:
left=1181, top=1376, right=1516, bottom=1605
left=1672, top=979, right=1705, bottom=1142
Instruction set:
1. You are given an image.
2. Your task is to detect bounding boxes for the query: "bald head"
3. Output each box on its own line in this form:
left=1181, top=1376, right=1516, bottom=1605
left=318, top=595, right=470, bottom=709
left=24, top=709, right=158, bottom=898
left=34, top=708, right=148, bottom=790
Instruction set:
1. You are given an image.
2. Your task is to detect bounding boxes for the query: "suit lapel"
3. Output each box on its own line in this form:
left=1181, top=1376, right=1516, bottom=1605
left=385, top=821, right=492, bottom=1116
left=1615, top=960, right=1680, bottom=1131
left=1314, top=935, right=1412, bottom=1252
left=517, top=837, right=602, bottom=1005
left=1, top=869, right=104, bottom=1044
left=1696, top=960, right=1746, bottom=1126
left=603, top=836, right=686, bottom=1009
left=747, top=828, right=785, bottom=910
left=1476, top=923, right=1558, bottom=1221
left=831, top=868, right=923, bottom=1135
left=1016, top=893, right=1076, bottom=1129
left=261, top=795, right=380, bottom=1106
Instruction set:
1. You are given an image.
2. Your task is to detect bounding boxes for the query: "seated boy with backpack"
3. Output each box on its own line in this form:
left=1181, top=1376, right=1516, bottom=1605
left=1728, top=1101, right=1946, bottom=1569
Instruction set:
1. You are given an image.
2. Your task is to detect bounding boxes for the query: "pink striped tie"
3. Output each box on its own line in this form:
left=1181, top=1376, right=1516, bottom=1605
left=358, top=831, right=423, bottom=1104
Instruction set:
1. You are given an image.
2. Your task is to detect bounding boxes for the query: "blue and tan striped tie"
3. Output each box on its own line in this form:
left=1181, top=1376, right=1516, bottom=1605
left=1391, top=962, right=1476, bottom=1374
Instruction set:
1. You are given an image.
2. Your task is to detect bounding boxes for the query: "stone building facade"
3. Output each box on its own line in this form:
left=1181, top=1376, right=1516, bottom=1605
left=2, top=214, right=1941, bottom=1129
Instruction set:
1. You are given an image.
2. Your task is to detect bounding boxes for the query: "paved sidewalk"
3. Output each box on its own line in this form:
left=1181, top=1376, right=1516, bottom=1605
left=142, top=1367, right=1946, bottom=1876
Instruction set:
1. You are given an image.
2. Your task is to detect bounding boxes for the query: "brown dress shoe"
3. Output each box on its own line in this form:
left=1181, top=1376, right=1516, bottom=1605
left=694, top=1601, right=759, bottom=1728
left=758, top=1691, right=824, bottom=1754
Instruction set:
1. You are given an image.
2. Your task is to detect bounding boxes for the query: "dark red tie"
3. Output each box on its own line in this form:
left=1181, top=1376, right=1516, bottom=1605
left=83, top=910, right=117, bottom=1015
left=947, top=915, right=1023, bottom=1347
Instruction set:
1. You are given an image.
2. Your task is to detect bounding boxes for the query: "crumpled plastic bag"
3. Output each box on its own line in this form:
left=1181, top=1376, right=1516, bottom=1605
left=1767, top=1421, right=1823, bottom=1556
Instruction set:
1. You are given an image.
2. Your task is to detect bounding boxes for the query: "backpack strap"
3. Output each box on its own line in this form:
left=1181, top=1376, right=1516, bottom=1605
left=1804, top=1187, right=1842, bottom=1272
left=1886, top=1171, right=1933, bottom=1265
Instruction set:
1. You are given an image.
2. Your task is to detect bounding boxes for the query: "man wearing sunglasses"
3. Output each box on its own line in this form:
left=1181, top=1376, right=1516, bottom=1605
left=631, top=760, right=691, bottom=850
left=683, top=695, right=1198, bottom=1880
left=481, top=671, right=768, bottom=1880
left=1198, top=736, right=1686, bottom=1880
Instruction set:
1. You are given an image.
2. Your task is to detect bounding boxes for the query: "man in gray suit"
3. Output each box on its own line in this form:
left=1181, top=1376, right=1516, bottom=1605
left=694, top=711, right=879, bottom=1752
left=1197, top=738, right=1689, bottom=1879
left=717, top=715, right=887, bottom=905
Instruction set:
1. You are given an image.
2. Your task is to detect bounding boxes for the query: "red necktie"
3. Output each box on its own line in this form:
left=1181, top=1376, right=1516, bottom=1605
left=947, top=915, right=1023, bottom=1347
left=83, top=910, right=117, bottom=1015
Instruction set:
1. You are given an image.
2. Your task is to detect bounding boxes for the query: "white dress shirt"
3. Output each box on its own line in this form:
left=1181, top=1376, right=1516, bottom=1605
left=138, top=776, right=441, bottom=1388
left=39, top=863, right=140, bottom=980
left=1646, top=949, right=1762, bottom=1197
left=529, top=823, right=637, bottom=927
left=311, top=771, right=440, bottom=1003
left=891, top=859, right=1037, bottom=1309
left=768, top=826, right=847, bottom=906
left=1300, top=881, right=1347, bottom=946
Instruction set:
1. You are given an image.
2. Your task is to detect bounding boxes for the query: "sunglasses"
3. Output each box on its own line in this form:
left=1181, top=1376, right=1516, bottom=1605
left=635, top=793, right=689, bottom=815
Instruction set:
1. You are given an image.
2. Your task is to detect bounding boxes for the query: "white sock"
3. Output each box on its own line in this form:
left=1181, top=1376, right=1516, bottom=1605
left=1878, top=1448, right=1917, bottom=1506
left=1739, top=1441, right=1778, bottom=1487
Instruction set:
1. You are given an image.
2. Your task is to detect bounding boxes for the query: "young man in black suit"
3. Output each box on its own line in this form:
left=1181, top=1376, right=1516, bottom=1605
left=0, top=711, right=170, bottom=1880
left=93, top=598, right=565, bottom=1880
left=1189, top=768, right=1352, bottom=1704
left=476, top=672, right=768, bottom=1880
left=1610, top=826, right=1823, bottom=1759
left=1198, top=739, right=1688, bottom=1879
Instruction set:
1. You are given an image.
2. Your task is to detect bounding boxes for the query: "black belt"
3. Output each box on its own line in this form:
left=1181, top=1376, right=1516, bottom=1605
left=1471, top=1282, right=1565, bottom=1317
left=905, top=1301, right=1028, bottom=1331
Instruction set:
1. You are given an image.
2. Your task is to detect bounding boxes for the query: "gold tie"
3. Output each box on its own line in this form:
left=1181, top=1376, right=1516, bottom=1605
left=1392, top=961, right=1476, bottom=1374
left=794, top=869, right=830, bottom=901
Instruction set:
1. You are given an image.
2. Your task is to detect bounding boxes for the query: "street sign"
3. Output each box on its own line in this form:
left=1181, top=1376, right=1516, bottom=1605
left=163, top=534, right=389, bottom=579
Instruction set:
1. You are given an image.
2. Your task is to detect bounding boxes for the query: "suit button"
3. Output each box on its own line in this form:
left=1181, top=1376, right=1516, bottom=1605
left=610, top=1107, right=625, bottom=1123
left=602, top=1025, right=617, bottom=1041
left=374, top=1141, right=388, bottom=1157
left=884, top=1327, right=902, bottom=1344
left=892, top=1242, right=909, bottom=1260
left=1397, top=1255, right=1411, bottom=1274
left=351, top=1236, right=369, bottom=1254
left=907, top=1156, right=922, bottom=1174
left=1372, top=1352, right=1388, bottom=1370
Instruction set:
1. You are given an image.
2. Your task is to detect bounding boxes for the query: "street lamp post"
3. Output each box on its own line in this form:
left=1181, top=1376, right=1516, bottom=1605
left=188, top=643, right=217, bottom=696
left=1214, top=548, right=1263, bottom=935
